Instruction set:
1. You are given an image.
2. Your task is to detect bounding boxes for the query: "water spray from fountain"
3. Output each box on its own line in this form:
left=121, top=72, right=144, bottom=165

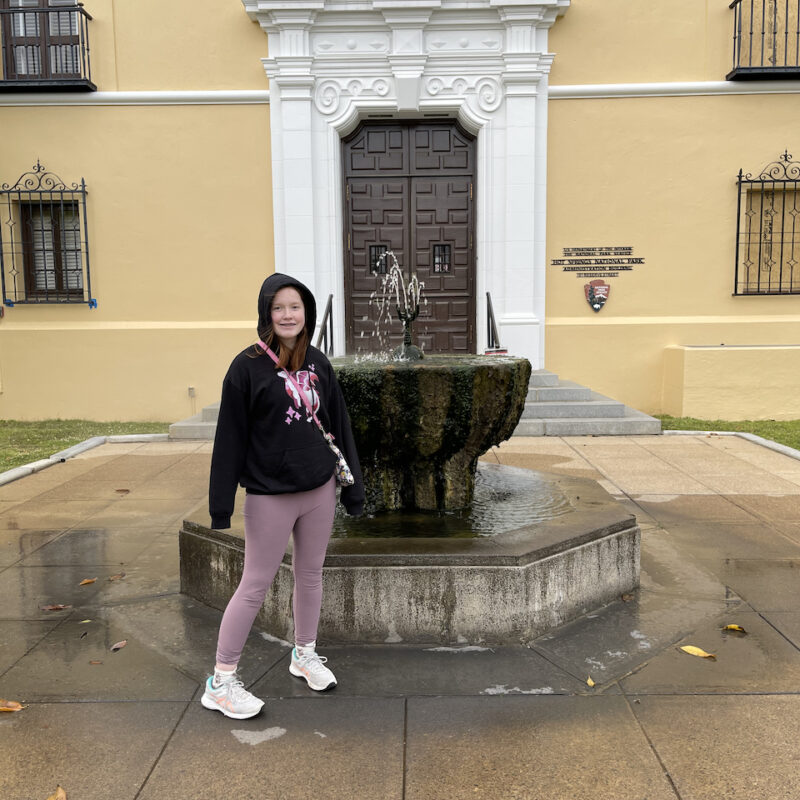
left=368, top=249, right=427, bottom=361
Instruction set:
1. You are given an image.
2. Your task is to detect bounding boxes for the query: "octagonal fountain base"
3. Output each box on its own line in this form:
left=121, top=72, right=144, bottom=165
left=180, top=466, right=640, bottom=645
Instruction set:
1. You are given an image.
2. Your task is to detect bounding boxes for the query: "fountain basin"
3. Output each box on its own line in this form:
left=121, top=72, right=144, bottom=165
left=179, top=467, right=640, bottom=645
left=333, top=354, right=531, bottom=513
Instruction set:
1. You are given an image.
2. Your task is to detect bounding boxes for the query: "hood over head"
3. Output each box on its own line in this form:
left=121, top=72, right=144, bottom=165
left=257, top=272, right=317, bottom=340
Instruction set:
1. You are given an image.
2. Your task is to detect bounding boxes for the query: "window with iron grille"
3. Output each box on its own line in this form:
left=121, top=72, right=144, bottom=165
left=0, top=0, right=95, bottom=90
left=0, top=161, right=95, bottom=306
left=728, top=0, right=800, bottom=80
left=735, top=151, right=800, bottom=295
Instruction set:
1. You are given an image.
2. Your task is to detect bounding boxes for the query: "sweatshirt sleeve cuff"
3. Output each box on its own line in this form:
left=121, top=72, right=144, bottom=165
left=211, top=515, right=231, bottom=530
left=343, top=501, right=364, bottom=518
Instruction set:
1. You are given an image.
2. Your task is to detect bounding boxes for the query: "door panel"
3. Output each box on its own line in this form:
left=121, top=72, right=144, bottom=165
left=343, top=121, right=475, bottom=354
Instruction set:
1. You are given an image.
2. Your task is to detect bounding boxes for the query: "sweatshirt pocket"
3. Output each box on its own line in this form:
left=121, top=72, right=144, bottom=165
left=278, top=441, right=337, bottom=488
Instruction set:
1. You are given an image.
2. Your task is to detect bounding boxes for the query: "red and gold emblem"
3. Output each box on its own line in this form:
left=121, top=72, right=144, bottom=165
left=584, top=279, right=610, bottom=312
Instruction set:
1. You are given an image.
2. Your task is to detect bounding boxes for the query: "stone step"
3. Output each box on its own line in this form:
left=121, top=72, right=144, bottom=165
left=527, top=381, right=591, bottom=403
left=202, top=402, right=220, bottom=423
left=169, top=414, right=216, bottom=440
left=529, top=369, right=559, bottom=387
left=514, top=408, right=661, bottom=437
left=522, top=397, right=626, bottom=419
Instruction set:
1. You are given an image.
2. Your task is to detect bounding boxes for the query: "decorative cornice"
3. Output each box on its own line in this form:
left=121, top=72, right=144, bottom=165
left=549, top=80, right=800, bottom=99
left=0, top=90, right=270, bottom=107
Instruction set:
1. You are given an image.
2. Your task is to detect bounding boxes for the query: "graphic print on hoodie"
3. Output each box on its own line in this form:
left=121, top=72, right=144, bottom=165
left=279, top=366, right=320, bottom=426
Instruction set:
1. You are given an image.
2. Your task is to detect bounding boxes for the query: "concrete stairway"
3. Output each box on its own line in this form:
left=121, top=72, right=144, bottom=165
left=169, top=370, right=661, bottom=440
left=169, top=403, right=219, bottom=440
left=513, top=370, right=661, bottom=436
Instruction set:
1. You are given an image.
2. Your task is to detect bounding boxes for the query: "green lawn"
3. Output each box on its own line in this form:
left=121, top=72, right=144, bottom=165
left=657, top=416, right=800, bottom=451
left=0, top=420, right=170, bottom=472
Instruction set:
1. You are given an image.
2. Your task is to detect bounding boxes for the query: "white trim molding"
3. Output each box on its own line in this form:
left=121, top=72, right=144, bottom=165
left=242, top=0, right=570, bottom=367
left=550, top=80, right=800, bottom=100
left=0, top=90, right=270, bottom=107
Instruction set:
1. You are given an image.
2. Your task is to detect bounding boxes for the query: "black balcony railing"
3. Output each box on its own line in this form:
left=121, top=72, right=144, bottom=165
left=728, top=0, right=800, bottom=79
left=0, top=3, right=94, bottom=91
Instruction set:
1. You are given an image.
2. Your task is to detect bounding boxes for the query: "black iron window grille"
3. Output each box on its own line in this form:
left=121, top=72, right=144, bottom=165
left=735, top=150, right=800, bottom=295
left=0, top=161, right=96, bottom=306
left=728, top=0, right=800, bottom=79
left=432, top=244, right=452, bottom=274
left=370, top=244, right=388, bottom=274
left=0, top=0, right=95, bottom=91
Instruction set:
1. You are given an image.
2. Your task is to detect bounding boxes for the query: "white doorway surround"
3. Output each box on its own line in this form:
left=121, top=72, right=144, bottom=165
left=242, top=0, right=569, bottom=366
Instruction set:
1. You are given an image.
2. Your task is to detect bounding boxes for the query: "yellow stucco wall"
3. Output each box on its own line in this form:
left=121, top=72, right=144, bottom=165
left=545, top=1, right=800, bottom=420
left=0, top=0, right=273, bottom=421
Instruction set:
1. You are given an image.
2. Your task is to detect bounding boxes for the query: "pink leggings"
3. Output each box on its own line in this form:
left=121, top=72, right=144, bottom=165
left=215, top=475, right=336, bottom=666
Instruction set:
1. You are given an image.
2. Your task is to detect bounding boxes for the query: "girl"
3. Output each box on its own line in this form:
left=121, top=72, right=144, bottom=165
left=202, top=273, right=364, bottom=719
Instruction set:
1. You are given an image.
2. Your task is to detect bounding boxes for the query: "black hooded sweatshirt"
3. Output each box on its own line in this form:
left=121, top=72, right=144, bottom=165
left=208, top=273, right=364, bottom=529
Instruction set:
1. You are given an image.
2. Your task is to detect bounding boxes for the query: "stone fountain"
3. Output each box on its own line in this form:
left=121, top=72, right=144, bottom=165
left=179, top=256, right=640, bottom=644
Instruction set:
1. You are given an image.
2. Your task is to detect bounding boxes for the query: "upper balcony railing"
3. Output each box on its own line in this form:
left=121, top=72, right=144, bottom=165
left=728, top=0, right=800, bottom=79
left=0, top=3, right=95, bottom=92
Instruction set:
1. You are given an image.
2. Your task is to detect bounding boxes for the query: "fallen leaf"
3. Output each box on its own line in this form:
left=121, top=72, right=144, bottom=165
left=79, top=578, right=97, bottom=586
left=41, top=604, right=71, bottom=612
left=107, top=572, right=126, bottom=582
left=110, top=640, right=127, bottom=652
left=0, top=699, right=25, bottom=712
left=621, top=593, right=634, bottom=603
left=79, top=632, right=88, bottom=639
left=586, top=676, right=595, bottom=687
left=89, top=660, right=103, bottom=665
left=723, top=624, right=748, bottom=634
left=46, top=785, right=67, bottom=800
left=680, top=645, right=716, bottom=661
left=78, top=620, right=92, bottom=624
left=115, top=488, right=130, bottom=495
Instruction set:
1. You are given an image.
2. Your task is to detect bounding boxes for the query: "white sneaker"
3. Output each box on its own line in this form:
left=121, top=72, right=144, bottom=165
left=289, top=646, right=337, bottom=691
left=201, top=674, right=264, bottom=719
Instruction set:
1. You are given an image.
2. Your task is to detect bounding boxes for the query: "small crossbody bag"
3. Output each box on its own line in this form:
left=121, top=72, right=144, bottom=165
left=258, top=341, right=355, bottom=487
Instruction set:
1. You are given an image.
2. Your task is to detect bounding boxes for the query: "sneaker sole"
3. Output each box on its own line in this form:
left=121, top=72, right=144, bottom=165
left=289, top=662, right=337, bottom=692
left=201, top=692, right=264, bottom=720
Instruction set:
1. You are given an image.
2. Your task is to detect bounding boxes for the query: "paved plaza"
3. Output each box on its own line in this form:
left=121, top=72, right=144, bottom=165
left=1, top=434, right=800, bottom=799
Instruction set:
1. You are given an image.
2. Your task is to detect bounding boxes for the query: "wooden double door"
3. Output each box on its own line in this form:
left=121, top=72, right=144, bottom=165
left=343, top=121, right=476, bottom=354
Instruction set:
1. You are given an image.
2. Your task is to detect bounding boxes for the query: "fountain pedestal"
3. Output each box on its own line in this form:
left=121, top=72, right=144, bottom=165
left=179, top=469, right=640, bottom=645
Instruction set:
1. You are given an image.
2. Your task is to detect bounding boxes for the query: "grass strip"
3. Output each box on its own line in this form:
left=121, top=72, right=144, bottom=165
left=0, top=419, right=170, bottom=472
left=657, top=415, right=800, bottom=452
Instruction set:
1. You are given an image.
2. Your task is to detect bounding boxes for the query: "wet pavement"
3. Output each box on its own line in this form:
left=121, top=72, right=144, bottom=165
left=1, top=434, right=800, bottom=799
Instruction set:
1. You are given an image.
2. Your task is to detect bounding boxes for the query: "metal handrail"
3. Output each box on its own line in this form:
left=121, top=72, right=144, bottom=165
left=486, top=292, right=502, bottom=351
left=315, top=294, right=334, bottom=355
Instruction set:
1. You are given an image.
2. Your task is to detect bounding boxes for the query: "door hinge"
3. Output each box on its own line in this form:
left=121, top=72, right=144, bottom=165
left=346, top=184, right=350, bottom=201
left=469, top=182, right=473, bottom=200
left=347, top=233, right=351, bottom=251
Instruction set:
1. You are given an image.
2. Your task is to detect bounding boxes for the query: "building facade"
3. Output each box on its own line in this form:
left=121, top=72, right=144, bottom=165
left=1, top=0, right=799, bottom=421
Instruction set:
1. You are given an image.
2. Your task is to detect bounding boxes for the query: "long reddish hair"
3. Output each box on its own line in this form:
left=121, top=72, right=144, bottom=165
left=257, top=328, right=309, bottom=373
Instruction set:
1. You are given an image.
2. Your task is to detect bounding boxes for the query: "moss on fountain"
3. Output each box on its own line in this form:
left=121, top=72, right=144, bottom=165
left=333, top=355, right=531, bottom=513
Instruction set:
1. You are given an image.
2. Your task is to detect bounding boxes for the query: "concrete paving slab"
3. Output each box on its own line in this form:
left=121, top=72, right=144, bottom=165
left=621, top=610, right=800, bottom=694
left=0, top=529, right=63, bottom=566
left=697, top=472, right=800, bottom=494
left=659, top=521, right=800, bottom=563
left=154, top=454, right=214, bottom=482
left=492, top=451, right=604, bottom=481
left=635, top=494, right=760, bottom=524
left=724, top=493, right=800, bottom=522
left=0, top=615, right=198, bottom=701
left=118, top=478, right=209, bottom=500
left=704, top=558, right=800, bottom=612
left=0, top=620, right=60, bottom=673
left=533, top=589, right=742, bottom=687
left=137, top=697, right=405, bottom=800
left=31, top=479, right=152, bottom=502
left=251, top=644, right=586, bottom=699
left=0, top=701, right=186, bottom=800
left=16, top=527, right=162, bottom=566
left=0, top=500, right=113, bottom=531
left=0, top=471, right=78, bottom=502
left=0, top=564, right=109, bottom=619
left=73, top=454, right=188, bottom=483
left=104, top=594, right=288, bottom=684
left=760, top=611, right=800, bottom=649
left=81, top=498, right=195, bottom=528
left=631, top=695, right=800, bottom=800
left=134, top=441, right=205, bottom=455
left=404, top=695, right=676, bottom=800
